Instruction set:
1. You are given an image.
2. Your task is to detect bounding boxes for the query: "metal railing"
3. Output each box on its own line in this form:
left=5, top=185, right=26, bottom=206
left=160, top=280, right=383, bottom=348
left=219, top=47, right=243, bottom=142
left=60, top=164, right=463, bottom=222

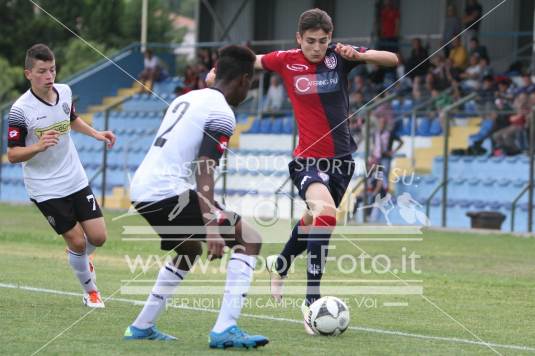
left=435, top=92, right=478, bottom=227
left=93, top=94, right=137, bottom=207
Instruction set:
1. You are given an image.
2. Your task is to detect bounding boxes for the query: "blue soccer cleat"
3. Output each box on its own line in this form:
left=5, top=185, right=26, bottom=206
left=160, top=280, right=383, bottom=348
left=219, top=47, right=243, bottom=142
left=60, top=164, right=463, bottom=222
left=209, top=325, right=269, bottom=349
left=123, top=325, right=176, bottom=341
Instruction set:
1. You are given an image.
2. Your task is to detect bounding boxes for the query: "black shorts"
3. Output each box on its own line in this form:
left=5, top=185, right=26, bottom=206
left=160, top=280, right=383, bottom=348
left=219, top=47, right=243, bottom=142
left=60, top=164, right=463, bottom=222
left=288, top=155, right=355, bottom=207
left=133, top=190, right=241, bottom=251
left=32, top=185, right=103, bottom=235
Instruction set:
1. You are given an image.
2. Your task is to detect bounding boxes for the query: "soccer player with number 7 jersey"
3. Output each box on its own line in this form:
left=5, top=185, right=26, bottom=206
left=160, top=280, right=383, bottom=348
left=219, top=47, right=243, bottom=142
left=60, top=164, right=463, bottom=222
left=7, top=44, right=116, bottom=308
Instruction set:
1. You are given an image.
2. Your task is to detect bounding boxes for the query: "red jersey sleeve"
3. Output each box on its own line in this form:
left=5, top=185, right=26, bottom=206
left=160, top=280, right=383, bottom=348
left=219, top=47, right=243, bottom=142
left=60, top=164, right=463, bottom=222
left=261, top=51, right=287, bottom=73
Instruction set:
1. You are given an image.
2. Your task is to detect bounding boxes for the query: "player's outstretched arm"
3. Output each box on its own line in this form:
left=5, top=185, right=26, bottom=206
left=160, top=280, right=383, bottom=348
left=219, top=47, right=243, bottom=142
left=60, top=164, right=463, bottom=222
left=71, top=117, right=116, bottom=149
left=255, top=55, right=265, bottom=70
left=335, top=43, right=399, bottom=67
left=7, top=130, right=59, bottom=163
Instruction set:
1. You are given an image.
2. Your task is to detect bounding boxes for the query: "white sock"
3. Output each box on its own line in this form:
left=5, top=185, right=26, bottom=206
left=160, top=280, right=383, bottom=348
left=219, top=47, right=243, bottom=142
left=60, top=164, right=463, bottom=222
left=67, top=249, right=97, bottom=293
left=132, top=263, right=187, bottom=330
left=212, top=253, right=256, bottom=333
left=85, top=235, right=97, bottom=256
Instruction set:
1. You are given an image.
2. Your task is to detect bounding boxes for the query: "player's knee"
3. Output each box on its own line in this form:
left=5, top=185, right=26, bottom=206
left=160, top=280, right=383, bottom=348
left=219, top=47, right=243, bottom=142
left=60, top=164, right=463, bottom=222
left=68, top=237, right=87, bottom=254
left=89, top=232, right=107, bottom=247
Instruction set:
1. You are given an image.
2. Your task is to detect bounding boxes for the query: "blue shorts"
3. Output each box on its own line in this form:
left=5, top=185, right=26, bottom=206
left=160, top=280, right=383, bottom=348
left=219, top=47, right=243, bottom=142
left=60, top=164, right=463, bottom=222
left=288, top=155, right=355, bottom=207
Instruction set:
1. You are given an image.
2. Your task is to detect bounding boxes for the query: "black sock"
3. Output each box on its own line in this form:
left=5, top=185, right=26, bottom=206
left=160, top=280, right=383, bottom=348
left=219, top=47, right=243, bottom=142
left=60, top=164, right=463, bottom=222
left=276, top=219, right=308, bottom=277
left=305, top=215, right=336, bottom=305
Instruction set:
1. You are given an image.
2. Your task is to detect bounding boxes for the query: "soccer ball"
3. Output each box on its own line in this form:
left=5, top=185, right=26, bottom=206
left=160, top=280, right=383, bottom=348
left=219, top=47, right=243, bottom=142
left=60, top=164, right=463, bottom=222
left=308, top=296, right=350, bottom=336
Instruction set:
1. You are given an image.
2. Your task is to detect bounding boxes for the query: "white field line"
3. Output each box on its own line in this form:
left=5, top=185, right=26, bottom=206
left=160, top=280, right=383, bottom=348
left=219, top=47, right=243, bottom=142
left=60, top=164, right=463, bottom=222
left=1, top=282, right=534, bottom=352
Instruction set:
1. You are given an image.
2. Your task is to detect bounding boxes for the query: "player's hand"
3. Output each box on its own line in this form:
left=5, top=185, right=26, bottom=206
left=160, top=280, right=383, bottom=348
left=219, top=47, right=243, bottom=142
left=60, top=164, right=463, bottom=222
left=207, top=233, right=225, bottom=260
left=94, top=130, right=116, bottom=149
left=335, top=43, right=365, bottom=61
left=36, top=130, right=60, bottom=152
left=205, top=68, right=216, bottom=87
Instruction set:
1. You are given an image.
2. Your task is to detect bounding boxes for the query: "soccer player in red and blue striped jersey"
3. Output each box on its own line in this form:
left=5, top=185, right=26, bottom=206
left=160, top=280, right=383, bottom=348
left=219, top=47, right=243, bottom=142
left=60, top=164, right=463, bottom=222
left=257, top=8, right=398, bottom=333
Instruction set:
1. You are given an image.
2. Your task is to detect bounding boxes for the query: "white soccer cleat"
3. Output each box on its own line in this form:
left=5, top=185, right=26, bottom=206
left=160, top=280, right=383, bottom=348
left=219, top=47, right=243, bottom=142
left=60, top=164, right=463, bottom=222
left=266, top=255, right=285, bottom=302
left=83, top=290, right=105, bottom=308
left=301, top=300, right=316, bottom=335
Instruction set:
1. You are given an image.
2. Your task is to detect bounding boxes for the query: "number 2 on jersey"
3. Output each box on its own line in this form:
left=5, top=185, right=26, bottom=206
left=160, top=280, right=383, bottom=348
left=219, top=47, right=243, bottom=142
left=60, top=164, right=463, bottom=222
left=154, top=101, right=190, bottom=147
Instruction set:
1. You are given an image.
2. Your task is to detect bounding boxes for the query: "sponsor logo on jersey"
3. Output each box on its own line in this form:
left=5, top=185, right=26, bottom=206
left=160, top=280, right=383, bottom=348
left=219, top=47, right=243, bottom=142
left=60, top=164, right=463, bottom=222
left=8, top=127, right=20, bottom=141
left=217, top=135, right=229, bottom=154
left=34, top=120, right=70, bottom=138
left=293, top=72, right=340, bottom=95
left=286, top=63, right=309, bottom=72
left=324, top=53, right=337, bottom=69
left=62, top=102, right=70, bottom=115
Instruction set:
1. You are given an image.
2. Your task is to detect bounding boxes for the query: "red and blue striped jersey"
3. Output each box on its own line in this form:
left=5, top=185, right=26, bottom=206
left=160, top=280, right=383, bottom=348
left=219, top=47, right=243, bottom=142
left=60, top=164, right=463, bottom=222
left=261, top=44, right=367, bottom=158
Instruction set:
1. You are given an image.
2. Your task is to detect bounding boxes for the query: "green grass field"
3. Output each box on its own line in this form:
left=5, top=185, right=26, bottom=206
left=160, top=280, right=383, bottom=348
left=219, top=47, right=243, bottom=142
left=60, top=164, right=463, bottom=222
left=1, top=202, right=535, bottom=355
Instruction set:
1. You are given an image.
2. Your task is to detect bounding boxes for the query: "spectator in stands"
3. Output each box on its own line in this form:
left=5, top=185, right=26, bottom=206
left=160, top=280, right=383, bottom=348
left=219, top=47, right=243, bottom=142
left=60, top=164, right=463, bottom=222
left=448, top=37, right=468, bottom=71
left=264, top=75, right=284, bottom=113
left=478, top=56, right=493, bottom=78
left=369, top=64, right=387, bottom=93
left=492, top=93, right=529, bottom=155
left=495, top=76, right=514, bottom=104
left=183, top=65, right=198, bottom=89
left=352, top=75, right=375, bottom=102
left=514, top=72, right=535, bottom=96
left=354, top=163, right=388, bottom=222
left=442, top=4, right=462, bottom=57
left=370, top=115, right=391, bottom=172
left=476, top=75, right=495, bottom=110
left=427, top=55, right=451, bottom=91
left=139, top=49, right=161, bottom=94
left=378, top=0, right=400, bottom=53
left=406, top=38, right=429, bottom=81
left=468, top=37, right=488, bottom=61
left=461, top=53, right=482, bottom=91
left=463, top=0, right=483, bottom=40
left=349, top=90, right=366, bottom=112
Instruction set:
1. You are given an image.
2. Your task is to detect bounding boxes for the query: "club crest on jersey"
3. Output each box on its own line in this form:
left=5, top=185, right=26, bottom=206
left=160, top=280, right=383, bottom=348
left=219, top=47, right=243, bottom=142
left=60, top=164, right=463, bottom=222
left=286, top=63, right=309, bottom=72
left=62, top=102, right=70, bottom=115
left=8, top=127, right=20, bottom=141
left=324, top=54, right=337, bottom=69
left=217, top=135, right=229, bottom=154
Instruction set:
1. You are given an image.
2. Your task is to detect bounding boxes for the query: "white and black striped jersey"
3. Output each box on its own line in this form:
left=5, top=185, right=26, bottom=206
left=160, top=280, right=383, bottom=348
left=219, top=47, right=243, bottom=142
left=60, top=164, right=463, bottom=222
left=7, top=84, right=87, bottom=202
left=130, top=88, right=235, bottom=202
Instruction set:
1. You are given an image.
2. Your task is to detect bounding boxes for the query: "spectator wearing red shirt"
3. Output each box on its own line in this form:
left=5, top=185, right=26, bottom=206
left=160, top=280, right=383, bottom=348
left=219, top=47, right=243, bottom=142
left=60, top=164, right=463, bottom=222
left=378, top=0, right=400, bottom=53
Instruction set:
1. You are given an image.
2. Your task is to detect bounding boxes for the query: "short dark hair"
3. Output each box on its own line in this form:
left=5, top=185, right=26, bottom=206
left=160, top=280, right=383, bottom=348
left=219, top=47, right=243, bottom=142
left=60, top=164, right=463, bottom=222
left=215, top=45, right=255, bottom=82
left=25, top=44, right=55, bottom=69
left=298, top=8, right=333, bottom=35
